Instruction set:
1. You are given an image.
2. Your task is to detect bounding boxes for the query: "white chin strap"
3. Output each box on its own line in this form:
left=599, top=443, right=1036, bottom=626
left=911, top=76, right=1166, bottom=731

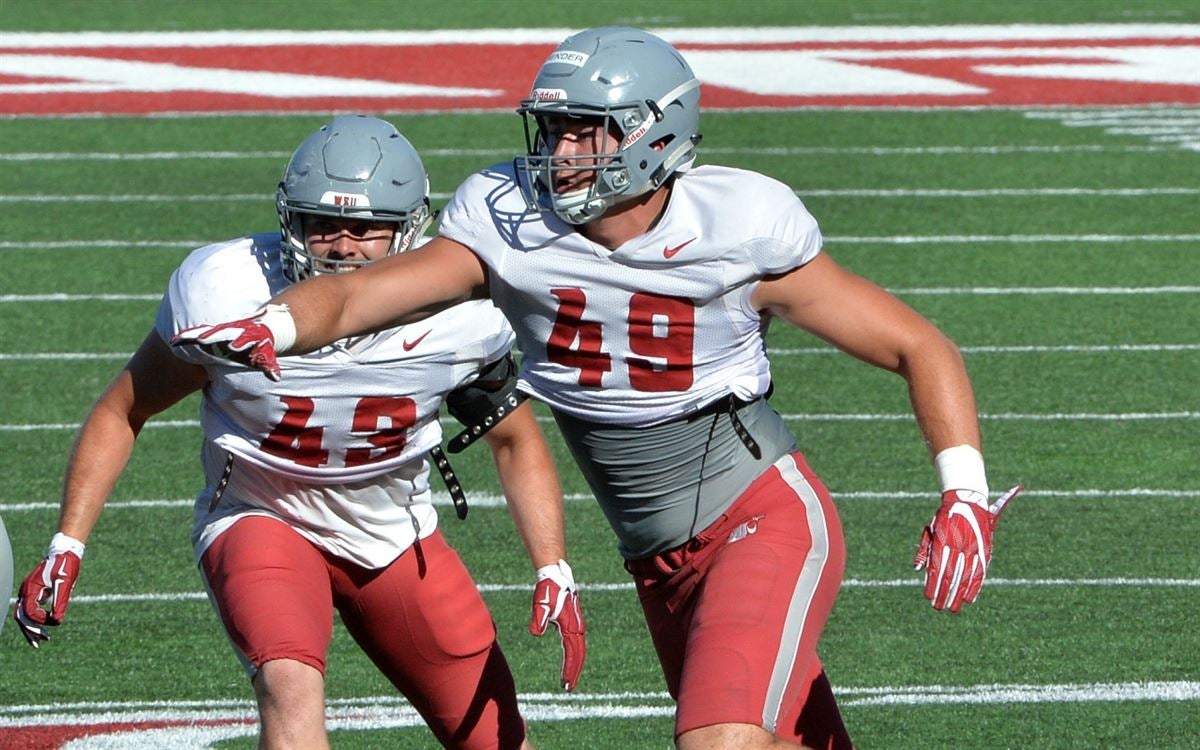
left=552, top=187, right=610, bottom=225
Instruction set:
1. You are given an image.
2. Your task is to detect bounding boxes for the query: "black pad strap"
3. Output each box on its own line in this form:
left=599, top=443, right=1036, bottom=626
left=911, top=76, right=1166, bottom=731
left=435, top=353, right=527, bottom=519
left=445, top=353, right=528, bottom=454
left=690, top=394, right=763, bottom=460
left=430, top=445, right=468, bottom=520
left=207, top=452, right=235, bottom=513
left=447, top=391, right=527, bottom=454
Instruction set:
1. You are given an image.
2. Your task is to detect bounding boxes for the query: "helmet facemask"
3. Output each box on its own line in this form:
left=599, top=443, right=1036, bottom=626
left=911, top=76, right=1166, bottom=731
left=278, top=197, right=431, bottom=282
left=516, top=87, right=700, bottom=225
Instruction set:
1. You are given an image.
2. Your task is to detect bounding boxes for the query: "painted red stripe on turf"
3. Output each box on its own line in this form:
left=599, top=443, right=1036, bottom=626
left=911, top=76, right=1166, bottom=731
left=1, top=719, right=256, bottom=750
left=1, top=36, right=1197, bottom=114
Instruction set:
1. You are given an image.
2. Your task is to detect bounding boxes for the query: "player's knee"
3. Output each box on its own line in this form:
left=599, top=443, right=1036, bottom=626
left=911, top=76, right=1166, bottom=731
left=677, top=722, right=799, bottom=750
left=253, top=658, right=327, bottom=748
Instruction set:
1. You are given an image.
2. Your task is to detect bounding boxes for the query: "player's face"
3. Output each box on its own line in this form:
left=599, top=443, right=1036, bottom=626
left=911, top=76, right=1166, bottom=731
left=540, top=115, right=620, bottom=194
left=302, top=216, right=395, bottom=272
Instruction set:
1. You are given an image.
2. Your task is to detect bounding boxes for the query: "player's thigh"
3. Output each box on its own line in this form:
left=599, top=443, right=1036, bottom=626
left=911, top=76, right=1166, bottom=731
left=678, top=454, right=845, bottom=736
left=335, top=530, right=525, bottom=749
left=200, top=514, right=335, bottom=675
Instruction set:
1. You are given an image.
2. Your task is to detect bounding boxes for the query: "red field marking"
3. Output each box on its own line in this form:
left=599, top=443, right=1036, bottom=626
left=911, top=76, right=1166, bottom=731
left=0, top=719, right=256, bottom=750
left=1, top=29, right=1197, bottom=115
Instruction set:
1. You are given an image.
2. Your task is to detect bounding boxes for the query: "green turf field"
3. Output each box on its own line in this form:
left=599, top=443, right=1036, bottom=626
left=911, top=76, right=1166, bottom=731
left=2, top=2, right=1198, bottom=749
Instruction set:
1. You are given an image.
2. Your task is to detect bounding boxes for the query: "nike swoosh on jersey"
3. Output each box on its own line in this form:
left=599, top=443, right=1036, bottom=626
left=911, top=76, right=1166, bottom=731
left=663, top=237, right=698, bottom=258
left=402, top=330, right=432, bottom=351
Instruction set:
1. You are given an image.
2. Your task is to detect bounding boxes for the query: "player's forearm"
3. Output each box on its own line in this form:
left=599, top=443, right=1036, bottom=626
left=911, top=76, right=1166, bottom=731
left=56, top=394, right=141, bottom=543
left=57, top=334, right=205, bottom=542
left=486, top=417, right=569, bottom=569
left=270, top=272, right=364, bottom=353
left=271, top=241, right=485, bottom=354
left=901, top=332, right=983, bottom=456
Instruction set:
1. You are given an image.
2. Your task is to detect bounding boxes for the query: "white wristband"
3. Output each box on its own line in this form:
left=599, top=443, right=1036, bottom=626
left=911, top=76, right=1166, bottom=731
left=934, top=444, right=989, bottom=504
left=49, top=532, right=86, bottom=559
left=258, top=304, right=297, bottom=354
left=535, top=559, right=576, bottom=589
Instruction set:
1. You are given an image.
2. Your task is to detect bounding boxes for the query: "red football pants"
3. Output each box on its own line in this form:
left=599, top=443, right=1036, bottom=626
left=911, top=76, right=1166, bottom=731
left=200, top=515, right=525, bottom=749
left=625, top=451, right=852, bottom=748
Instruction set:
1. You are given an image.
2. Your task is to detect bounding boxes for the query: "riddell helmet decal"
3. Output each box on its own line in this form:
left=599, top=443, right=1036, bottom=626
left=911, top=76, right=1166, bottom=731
left=530, top=88, right=568, bottom=101
left=621, top=120, right=652, bottom=149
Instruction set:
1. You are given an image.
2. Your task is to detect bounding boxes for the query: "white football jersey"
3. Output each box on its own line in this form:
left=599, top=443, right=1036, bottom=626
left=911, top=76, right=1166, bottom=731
left=440, top=164, right=822, bottom=426
left=155, top=233, right=515, bottom=567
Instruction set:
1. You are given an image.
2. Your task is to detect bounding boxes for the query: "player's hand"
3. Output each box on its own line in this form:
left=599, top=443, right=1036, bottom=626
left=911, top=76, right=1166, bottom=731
left=171, top=304, right=295, bottom=382
left=914, top=485, right=1022, bottom=613
left=14, top=533, right=85, bottom=648
left=530, top=559, right=586, bottom=691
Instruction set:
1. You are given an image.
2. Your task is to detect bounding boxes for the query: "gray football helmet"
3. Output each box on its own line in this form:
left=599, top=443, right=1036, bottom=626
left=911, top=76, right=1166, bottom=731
left=277, top=115, right=431, bottom=281
left=515, top=27, right=702, bottom=224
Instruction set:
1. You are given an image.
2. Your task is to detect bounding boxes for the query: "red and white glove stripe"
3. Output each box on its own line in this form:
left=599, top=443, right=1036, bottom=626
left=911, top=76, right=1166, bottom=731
left=14, top=532, right=85, bottom=648
left=171, top=304, right=296, bottom=382
left=915, top=485, right=1021, bottom=613
left=530, top=559, right=587, bottom=691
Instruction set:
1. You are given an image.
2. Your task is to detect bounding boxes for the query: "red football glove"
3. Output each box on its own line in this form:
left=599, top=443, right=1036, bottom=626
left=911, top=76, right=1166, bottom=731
left=914, top=485, right=1022, bottom=613
left=14, top=533, right=85, bottom=648
left=530, top=559, right=587, bottom=691
left=171, top=304, right=296, bottom=382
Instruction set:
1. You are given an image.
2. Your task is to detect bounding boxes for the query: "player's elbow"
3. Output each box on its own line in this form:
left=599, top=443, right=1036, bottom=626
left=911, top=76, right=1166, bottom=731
left=896, top=327, right=965, bottom=381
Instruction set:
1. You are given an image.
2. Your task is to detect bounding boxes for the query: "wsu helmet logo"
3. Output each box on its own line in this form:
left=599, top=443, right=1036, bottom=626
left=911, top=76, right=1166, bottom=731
left=320, top=191, right=370, bottom=207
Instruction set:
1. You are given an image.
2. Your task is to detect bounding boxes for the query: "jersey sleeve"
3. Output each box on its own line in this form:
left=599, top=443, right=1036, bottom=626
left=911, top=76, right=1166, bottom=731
left=437, top=163, right=528, bottom=271
left=437, top=299, right=517, bottom=383
left=154, top=235, right=279, bottom=366
left=437, top=177, right=482, bottom=248
left=745, top=173, right=824, bottom=277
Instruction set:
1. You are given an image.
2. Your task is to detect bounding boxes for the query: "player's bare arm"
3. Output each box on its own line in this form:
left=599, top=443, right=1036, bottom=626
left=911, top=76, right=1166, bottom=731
left=13, top=331, right=207, bottom=647
left=482, top=403, right=568, bottom=569
left=275, top=236, right=490, bottom=353
left=58, top=331, right=208, bottom=541
left=482, top=401, right=587, bottom=692
left=752, top=251, right=981, bottom=455
left=756, top=252, right=1018, bottom=615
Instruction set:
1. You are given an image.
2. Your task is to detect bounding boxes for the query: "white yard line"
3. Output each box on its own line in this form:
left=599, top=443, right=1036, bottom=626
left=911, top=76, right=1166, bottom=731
left=2, top=487, right=1197, bottom=514
left=4, top=25, right=1199, bottom=46
left=2, top=410, right=1197, bottom=434
left=0, top=143, right=1179, bottom=161
left=1, top=576, right=1194, bottom=609
left=5, top=286, right=1198, bottom=304
left=0, top=681, right=1194, bottom=746
left=5, top=186, right=1196, bottom=202
left=4, top=343, right=1198, bottom=362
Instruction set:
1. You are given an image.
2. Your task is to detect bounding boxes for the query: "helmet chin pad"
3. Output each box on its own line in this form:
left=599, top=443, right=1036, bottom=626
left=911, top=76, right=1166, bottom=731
left=549, top=185, right=616, bottom=225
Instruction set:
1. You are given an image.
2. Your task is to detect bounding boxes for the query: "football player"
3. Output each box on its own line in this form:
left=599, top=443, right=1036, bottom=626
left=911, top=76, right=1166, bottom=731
left=173, top=30, right=1019, bottom=750
left=13, top=116, right=584, bottom=750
